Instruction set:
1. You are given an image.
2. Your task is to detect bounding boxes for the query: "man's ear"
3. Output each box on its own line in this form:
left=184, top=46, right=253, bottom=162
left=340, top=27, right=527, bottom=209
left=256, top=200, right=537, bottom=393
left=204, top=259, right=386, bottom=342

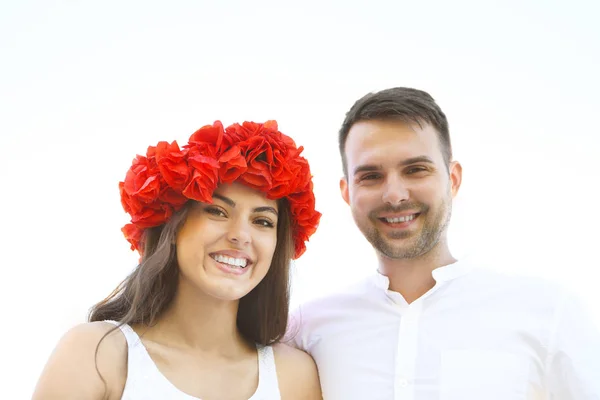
left=449, top=161, right=463, bottom=197
left=340, top=177, right=350, bottom=205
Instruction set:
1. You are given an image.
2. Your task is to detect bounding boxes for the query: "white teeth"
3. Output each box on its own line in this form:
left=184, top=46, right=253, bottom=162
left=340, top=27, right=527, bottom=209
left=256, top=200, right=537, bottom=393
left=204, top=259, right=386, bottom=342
left=212, top=254, right=248, bottom=268
left=385, top=215, right=416, bottom=223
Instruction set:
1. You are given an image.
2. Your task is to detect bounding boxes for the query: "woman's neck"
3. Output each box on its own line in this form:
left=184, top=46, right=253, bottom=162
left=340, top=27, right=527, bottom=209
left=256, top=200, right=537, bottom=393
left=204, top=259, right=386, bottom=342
left=135, top=278, right=251, bottom=357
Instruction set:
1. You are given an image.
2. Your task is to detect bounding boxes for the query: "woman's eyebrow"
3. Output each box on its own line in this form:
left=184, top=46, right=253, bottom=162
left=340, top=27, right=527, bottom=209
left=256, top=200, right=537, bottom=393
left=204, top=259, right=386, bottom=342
left=213, top=193, right=278, bottom=216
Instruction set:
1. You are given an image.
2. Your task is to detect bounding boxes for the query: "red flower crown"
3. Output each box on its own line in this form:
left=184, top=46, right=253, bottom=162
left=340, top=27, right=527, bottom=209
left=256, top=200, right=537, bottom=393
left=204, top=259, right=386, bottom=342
left=119, top=120, right=321, bottom=259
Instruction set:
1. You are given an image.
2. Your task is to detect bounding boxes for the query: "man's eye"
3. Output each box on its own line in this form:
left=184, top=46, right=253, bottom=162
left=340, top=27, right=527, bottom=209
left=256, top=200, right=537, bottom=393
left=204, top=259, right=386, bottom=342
left=407, top=167, right=427, bottom=174
left=360, top=173, right=381, bottom=181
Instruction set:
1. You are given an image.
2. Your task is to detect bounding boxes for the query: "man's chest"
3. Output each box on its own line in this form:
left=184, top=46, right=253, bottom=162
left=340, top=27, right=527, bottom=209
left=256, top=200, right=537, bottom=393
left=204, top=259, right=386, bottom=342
left=307, top=314, right=546, bottom=400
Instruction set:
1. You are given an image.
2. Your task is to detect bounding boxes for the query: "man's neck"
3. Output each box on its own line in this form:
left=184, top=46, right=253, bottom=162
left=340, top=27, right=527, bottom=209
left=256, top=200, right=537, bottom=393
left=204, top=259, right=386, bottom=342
left=378, top=245, right=456, bottom=304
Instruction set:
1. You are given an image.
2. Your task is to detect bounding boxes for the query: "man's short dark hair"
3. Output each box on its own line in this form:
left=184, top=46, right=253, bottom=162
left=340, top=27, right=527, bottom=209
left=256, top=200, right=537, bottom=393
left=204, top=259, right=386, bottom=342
left=339, top=87, right=452, bottom=176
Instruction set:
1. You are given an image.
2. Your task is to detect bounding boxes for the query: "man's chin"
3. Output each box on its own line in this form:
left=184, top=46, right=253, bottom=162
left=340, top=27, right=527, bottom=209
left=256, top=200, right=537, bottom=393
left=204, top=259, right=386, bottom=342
left=373, top=240, right=415, bottom=259
left=385, top=231, right=415, bottom=240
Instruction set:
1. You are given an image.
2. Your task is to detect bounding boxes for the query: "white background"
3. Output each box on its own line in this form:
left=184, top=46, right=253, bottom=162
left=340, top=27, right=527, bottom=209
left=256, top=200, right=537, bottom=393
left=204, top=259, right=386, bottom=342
left=1, top=0, right=599, bottom=398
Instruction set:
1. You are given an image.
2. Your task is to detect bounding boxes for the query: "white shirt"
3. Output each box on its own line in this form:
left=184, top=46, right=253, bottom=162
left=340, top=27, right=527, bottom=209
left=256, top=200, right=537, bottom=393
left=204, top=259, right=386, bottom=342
left=289, top=260, right=600, bottom=400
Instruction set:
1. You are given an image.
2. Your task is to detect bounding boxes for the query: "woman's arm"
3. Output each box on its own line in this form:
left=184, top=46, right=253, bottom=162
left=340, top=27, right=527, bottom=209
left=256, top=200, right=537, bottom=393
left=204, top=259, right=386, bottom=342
left=274, top=343, right=322, bottom=400
left=32, top=322, right=127, bottom=400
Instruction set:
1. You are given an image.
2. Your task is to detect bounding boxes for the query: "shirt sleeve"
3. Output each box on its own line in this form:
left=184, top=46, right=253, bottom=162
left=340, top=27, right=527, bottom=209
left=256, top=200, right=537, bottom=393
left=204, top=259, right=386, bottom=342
left=285, top=304, right=307, bottom=351
left=546, top=290, right=600, bottom=399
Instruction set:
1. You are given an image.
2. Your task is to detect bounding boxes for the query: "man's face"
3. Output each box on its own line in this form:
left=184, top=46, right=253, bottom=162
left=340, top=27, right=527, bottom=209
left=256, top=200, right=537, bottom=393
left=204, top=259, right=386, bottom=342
left=340, top=120, right=461, bottom=260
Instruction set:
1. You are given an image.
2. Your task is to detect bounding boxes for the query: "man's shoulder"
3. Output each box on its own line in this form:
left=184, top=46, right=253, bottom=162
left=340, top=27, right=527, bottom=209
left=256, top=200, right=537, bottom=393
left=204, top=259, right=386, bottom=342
left=287, top=276, right=379, bottom=340
left=471, top=265, right=562, bottom=290
left=292, top=275, right=377, bottom=315
left=465, top=264, right=569, bottom=309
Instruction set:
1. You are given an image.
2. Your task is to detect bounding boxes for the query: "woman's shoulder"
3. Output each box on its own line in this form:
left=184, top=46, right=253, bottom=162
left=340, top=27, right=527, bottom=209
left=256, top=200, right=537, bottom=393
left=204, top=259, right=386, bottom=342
left=272, top=342, right=322, bottom=399
left=32, top=321, right=128, bottom=400
left=62, top=321, right=129, bottom=360
left=68, top=320, right=126, bottom=338
left=272, top=341, right=314, bottom=364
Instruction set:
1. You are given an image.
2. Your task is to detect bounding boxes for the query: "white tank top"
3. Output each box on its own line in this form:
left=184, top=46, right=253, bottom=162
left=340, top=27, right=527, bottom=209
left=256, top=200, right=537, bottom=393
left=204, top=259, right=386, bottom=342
left=105, top=320, right=281, bottom=399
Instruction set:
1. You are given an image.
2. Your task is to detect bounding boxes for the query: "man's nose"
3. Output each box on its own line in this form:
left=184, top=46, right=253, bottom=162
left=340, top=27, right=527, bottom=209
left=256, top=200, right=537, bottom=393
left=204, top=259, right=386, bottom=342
left=381, top=175, right=409, bottom=206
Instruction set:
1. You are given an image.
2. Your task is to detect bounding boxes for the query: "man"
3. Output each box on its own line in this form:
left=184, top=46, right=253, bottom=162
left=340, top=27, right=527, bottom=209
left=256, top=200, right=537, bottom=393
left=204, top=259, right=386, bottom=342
left=290, top=87, right=600, bottom=399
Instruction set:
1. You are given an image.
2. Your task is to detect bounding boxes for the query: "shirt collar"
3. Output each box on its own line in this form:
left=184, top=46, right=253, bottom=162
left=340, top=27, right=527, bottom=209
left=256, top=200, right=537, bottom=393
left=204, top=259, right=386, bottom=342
left=372, top=259, right=475, bottom=292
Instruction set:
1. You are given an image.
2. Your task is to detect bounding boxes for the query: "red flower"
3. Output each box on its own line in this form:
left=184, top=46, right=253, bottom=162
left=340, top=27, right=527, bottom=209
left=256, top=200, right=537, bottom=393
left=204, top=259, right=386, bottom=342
left=122, top=154, right=161, bottom=204
left=226, top=121, right=263, bottom=142
left=131, top=203, right=173, bottom=228
left=289, top=155, right=312, bottom=193
left=287, top=182, right=321, bottom=258
left=233, top=123, right=294, bottom=193
left=238, top=137, right=272, bottom=190
left=268, top=148, right=310, bottom=199
left=119, top=181, right=143, bottom=215
left=122, top=223, right=144, bottom=252
left=182, top=150, right=219, bottom=203
left=155, top=141, right=189, bottom=191
left=159, top=187, right=188, bottom=209
left=218, top=145, right=247, bottom=183
left=267, top=151, right=295, bottom=198
left=186, top=121, right=226, bottom=156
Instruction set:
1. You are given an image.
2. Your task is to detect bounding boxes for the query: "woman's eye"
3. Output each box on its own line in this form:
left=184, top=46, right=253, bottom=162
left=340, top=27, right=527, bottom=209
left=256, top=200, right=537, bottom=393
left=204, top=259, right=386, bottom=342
left=255, top=218, right=275, bottom=228
left=205, top=207, right=226, bottom=217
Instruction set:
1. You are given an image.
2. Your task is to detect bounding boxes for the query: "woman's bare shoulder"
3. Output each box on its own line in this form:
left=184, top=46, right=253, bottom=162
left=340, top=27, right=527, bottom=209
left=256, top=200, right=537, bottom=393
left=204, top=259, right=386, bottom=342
left=273, top=342, right=322, bottom=399
left=67, top=320, right=127, bottom=343
left=60, top=321, right=128, bottom=365
left=32, top=321, right=128, bottom=400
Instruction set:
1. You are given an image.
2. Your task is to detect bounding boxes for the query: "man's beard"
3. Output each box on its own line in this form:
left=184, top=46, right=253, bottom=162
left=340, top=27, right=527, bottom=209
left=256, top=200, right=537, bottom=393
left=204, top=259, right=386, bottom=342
left=361, top=195, right=452, bottom=260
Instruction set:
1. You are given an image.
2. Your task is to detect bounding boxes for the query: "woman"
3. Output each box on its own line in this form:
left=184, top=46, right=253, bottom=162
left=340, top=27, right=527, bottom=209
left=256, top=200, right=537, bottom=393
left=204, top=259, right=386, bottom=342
left=32, top=120, right=322, bottom=399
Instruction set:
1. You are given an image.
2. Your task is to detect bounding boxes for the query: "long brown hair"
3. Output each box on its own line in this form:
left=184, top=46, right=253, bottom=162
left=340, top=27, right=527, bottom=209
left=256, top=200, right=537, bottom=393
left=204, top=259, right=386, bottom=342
left=89, top=198, right=294, bottom=345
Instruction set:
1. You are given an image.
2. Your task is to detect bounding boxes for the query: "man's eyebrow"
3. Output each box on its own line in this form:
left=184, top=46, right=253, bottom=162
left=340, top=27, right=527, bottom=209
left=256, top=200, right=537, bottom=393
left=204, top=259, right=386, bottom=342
left=352, top=156, right=435, bottom=176
left=399, top=156, right=435, bottom=166
left=353, top=164, right=381, bottom=176
left=212, top=194, right=278, bottom=216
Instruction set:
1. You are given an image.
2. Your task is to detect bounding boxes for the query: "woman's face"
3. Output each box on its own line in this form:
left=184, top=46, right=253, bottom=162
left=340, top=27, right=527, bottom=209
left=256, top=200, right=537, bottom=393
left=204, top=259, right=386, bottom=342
left=176, top=182, right=279, bottom=301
